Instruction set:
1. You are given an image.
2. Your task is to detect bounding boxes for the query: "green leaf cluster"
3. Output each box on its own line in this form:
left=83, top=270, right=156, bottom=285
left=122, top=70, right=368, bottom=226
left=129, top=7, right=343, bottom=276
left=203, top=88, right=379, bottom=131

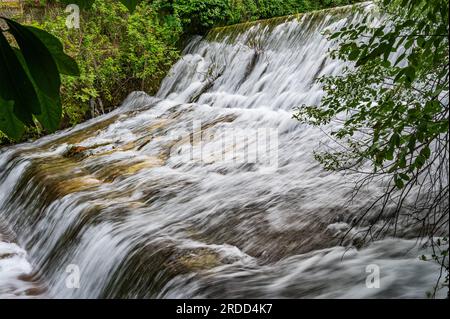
left=0, top=17, right=79, bottom=140
left=295, top=0, right=449, bottom=189
left=1, top=0, right=360, bottom=143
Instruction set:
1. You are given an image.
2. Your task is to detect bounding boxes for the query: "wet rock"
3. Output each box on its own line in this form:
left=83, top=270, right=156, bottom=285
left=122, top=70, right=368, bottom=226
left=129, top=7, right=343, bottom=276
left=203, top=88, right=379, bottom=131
left=165, top=248, right=222, bottom=274
left=63, top=145, right=90, bottom=160
left=95, top=157, right=164, bottom=183
left=39, top=115, right=119, bottom=147
left=101, top=242, right=227, bottom=298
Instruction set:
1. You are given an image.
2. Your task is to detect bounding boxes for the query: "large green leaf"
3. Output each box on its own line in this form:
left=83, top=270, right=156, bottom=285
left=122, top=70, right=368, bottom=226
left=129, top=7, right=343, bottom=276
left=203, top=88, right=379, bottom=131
left=14, top=48, right=62, bottom=133
left=27, top=26, right=79, bottom=76
left=0, top=31, right=40, bottom=124
left=0, top=97, right=25, bottom=140
left=5, top=18, right=61, bottom=100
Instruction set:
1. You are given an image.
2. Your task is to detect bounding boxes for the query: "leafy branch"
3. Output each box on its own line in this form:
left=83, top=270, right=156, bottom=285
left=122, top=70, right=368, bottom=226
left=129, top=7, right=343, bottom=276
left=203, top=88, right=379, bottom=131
left=294, top=0, right=449, bottom=297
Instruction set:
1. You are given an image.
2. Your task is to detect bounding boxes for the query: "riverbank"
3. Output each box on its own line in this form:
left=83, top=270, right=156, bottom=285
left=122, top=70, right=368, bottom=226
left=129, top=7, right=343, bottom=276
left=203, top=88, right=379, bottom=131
left=0, top=0, right=360, bottom=146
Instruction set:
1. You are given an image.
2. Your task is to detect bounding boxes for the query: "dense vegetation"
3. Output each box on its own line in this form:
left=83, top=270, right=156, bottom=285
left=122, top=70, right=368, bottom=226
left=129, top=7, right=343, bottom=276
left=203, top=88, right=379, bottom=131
left=295, top=0, right=449, bottom=297
left=172, top=0, right=359, bottom=34
left=1, top=0, right=358, bottom=144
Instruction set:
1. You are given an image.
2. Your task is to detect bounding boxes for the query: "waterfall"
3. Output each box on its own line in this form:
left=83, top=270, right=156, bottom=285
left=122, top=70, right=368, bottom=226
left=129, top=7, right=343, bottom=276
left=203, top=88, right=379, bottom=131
left=0, top=3, right=443, bottom=298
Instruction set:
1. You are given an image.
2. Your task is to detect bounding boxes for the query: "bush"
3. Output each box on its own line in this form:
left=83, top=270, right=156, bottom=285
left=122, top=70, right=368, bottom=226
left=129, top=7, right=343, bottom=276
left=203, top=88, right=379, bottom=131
left=172, top=0, right=360, bottom=34
left=1, top=0, right=360, bottom=145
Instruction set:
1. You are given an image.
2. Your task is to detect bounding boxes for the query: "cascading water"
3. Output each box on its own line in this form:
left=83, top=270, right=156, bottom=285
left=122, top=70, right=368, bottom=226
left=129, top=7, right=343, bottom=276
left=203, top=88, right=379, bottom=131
left=0, top=3, right=444, bottom=298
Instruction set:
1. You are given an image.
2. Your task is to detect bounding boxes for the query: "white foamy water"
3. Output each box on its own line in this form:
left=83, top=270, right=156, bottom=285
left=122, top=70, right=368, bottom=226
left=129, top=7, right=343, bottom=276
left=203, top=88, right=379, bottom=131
left=0, top=238, right=35, bottom=298
left=0, top=3, right=446, bottom=298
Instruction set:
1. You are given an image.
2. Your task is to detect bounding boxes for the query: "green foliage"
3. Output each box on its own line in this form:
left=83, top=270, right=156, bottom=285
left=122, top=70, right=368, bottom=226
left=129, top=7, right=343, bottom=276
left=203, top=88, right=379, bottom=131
left=28, top=25, right=79, bottom=76
left=0, top=0, right=144, bottom=141
left=421, top=237, right=449, bottom=298
left=0, top=97, right=24, bottom=141
left=0, top=29, right=39, bottom=126
left=0, top=17, right=78, bottom=139
left=295, top=0, right=449, bottom=285
left=1, top=0, right=359, bottom=142
left=56, top=0, right=360, bottom=35
left=172, top=0, right=360, bottom=34
left=59, top=0, right=140, bottom=11
left=26, top=0, right=182, bottom=128
left=295, top=0, right=449, bottom=297
left=173, top=0, right=232, bottom=34
left=296, top=0, right=448, bottom=182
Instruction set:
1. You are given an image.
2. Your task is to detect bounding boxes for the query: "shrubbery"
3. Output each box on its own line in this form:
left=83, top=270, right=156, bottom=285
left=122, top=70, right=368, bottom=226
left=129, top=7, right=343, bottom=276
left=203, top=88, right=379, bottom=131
left=0, top=0, right=359, bottom=145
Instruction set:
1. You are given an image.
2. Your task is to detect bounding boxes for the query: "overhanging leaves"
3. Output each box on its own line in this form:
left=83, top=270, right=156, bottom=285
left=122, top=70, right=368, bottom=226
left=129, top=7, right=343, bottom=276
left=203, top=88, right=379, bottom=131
left=13, top=48, right=62, bottom=133
left=5, top=18, right=61, bottom=101
left=27, top=26, right=79, bottom=76
left=1, top=17, right=79, bottom=138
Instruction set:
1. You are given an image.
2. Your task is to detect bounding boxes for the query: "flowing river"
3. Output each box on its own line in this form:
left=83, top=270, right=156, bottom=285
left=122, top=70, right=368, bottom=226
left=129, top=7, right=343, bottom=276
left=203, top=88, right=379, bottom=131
left=0, top=3, right=444, bottom=298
